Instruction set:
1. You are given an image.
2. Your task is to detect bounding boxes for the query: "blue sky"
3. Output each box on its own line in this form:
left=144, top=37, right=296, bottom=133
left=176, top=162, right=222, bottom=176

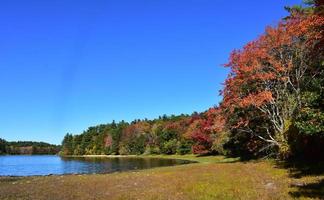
left=0, top=0, right=301, bottom=144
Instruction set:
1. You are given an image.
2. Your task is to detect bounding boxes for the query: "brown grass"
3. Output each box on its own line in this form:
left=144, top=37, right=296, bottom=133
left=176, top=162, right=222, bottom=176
left=0, top=155, right=323, bottom=200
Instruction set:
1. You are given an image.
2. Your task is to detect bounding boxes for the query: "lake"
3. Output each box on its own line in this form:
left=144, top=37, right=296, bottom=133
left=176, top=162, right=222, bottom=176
left=0, top=155, right=194, bottom=176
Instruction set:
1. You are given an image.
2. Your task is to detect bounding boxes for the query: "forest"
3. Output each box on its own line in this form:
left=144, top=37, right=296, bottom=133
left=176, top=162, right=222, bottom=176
left=0, top=139, right=60, bottom=155
left=61, top=1, right=323, bottom=161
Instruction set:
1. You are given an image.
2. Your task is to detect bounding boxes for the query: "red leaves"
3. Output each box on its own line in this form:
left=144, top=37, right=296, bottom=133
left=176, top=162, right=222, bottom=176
left=185, top=108, right=226, bottom=154
left=190, top=130, right=212, bottom=144
left=192, top=145, right=210, bottom=155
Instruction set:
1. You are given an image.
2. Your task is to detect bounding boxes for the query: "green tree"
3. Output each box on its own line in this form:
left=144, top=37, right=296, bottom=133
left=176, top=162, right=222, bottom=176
left=0, top=138, right=7, bottom=154
left=61, top=134, right=73, bottom=155
left=161, top=139, right=178, bottom=154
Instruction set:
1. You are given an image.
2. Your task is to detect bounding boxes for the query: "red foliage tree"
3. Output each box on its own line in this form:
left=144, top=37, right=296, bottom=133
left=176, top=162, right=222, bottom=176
left=186, top=108, right=225, bottom=154
left=222, top=12, right=324, bottom=156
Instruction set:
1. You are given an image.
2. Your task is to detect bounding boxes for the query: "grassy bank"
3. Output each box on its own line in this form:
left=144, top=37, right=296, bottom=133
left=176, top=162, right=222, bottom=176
left=0, top=155, right=323, bottom=200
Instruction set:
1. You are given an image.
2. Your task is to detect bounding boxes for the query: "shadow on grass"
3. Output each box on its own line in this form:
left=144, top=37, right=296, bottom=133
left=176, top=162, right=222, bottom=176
left=289, top=179, right=324, bottom=198
left=276, top=161, right=324, bottom=199
left=276, top=161, right=324, bottom=178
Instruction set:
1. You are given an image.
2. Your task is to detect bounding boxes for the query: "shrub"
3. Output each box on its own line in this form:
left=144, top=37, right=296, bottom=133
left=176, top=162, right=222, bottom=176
left=176, top=141, right=192, bottom=155
left=143, top=145, right=161, bottom=155
left=161, top=139, right=178, bottom=154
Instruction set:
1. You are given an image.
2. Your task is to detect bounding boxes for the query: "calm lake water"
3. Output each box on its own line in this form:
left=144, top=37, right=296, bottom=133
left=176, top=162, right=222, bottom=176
left=0, top=155, right=194, bottom=176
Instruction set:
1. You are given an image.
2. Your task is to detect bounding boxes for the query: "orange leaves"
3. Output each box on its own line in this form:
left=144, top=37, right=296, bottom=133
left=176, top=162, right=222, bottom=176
left=304, top=14, right=324, bottom=50
left=222, top=12, right=323, bottom=115
left=122, top=121, right=151, bottom=139
left=233, top=118, right=249, bottom=129
left=239, top=91, right=273, bottom=108
left=284, top=13, right=324, bottom=51
left=205, top=108, right=226, bottom=133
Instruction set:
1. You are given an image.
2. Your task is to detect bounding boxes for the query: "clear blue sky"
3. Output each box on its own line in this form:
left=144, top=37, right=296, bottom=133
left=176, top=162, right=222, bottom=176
left=0, top=0, right=301, bottom=144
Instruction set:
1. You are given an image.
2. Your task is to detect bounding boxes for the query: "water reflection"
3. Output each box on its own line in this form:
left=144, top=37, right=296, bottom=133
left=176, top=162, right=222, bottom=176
left=0, top=155, right=194, bottom=176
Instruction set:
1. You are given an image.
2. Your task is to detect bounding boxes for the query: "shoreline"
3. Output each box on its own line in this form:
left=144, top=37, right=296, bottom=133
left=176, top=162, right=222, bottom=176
left=61, top=154, right=137, bottom=158
left=59, top=154, right=232, bottom=163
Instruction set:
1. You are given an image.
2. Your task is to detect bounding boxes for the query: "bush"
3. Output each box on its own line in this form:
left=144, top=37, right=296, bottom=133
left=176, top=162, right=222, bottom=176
left=144, top=145, right=161, bottom=155
left=119, top=135, right=146, bottom=155
left=161, top=139, right=178, bottom=154
left=211, top=132, right=229, bottom=155
left=176, top=141, right=191, bottom=155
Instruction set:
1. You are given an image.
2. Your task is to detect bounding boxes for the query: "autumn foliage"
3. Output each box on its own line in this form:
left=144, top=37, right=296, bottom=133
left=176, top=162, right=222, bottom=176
left=62, top=2, right=324, bottom=160
left=222, top=3, right=324, bottom=159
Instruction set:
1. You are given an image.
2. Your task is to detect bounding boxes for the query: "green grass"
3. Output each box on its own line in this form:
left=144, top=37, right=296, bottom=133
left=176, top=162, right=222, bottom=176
left=138, top=154, right=241, bottom=163
left=0, top=155, right=323, bottom=200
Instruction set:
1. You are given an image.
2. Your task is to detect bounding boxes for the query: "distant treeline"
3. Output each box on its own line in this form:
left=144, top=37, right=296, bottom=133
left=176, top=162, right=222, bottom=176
left=61, top=111, right=224, bottom=156
left=0, top=139, right=60, bottom=155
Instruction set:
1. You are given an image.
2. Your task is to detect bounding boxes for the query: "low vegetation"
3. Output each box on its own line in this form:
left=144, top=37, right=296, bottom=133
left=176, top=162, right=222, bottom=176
left=1, top=155, right=323, bottom=200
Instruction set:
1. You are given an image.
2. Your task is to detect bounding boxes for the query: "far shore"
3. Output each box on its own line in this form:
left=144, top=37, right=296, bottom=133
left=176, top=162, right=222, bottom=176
left=61, top=154, right=137, bottom=158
